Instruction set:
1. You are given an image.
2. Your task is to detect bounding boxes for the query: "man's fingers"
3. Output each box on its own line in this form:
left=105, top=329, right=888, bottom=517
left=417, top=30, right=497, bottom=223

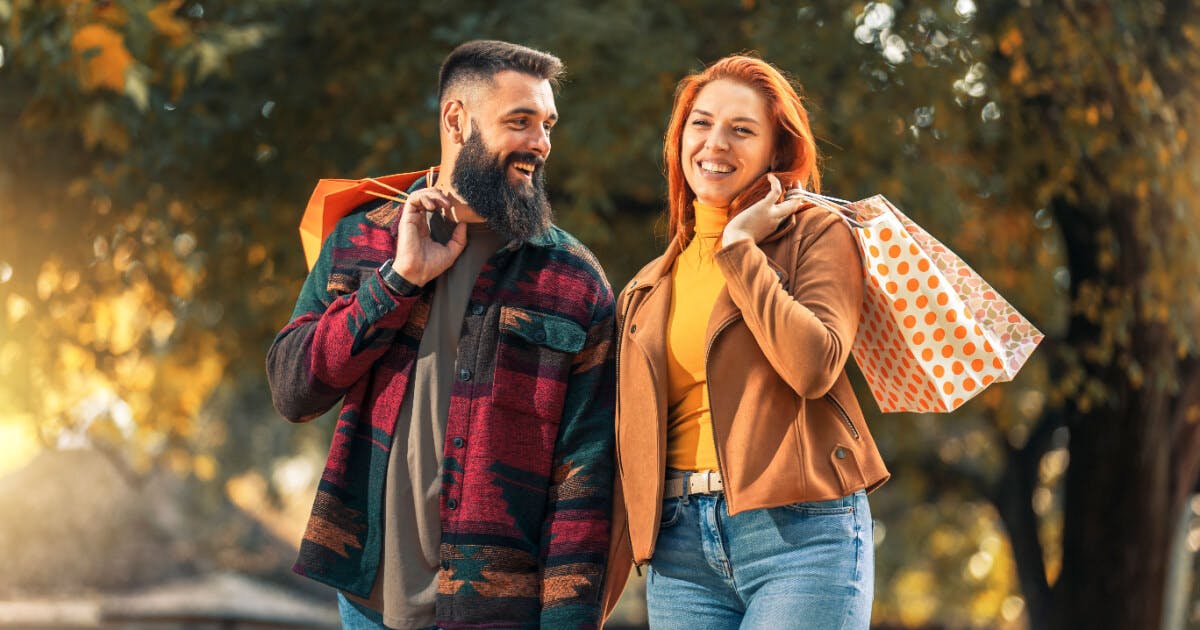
left=403, top=189, right=452, bottom=215
left=444, top=222, right=469, bottom=258
left=420, top=196, right=441, bottom=212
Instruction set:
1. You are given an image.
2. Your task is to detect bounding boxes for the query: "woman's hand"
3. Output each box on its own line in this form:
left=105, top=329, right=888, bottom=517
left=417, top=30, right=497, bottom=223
left=721, top=174, right=810, bottom=248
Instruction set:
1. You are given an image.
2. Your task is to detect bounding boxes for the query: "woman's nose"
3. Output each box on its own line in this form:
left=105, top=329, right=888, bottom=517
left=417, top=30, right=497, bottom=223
left=705, top=128, right=730, bottom=152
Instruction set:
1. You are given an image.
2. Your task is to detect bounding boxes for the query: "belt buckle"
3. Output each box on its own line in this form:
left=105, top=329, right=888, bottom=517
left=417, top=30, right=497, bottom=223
left=697, top=470, right=714, bottom=494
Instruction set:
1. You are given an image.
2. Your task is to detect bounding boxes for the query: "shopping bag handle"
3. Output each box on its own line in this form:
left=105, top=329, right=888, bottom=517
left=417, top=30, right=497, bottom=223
left=792, top=190, right=865, bottom=229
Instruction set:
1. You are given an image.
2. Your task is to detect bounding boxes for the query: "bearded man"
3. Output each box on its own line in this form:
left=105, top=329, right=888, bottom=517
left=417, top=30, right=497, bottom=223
left=266, top=40, right=615, bottom=629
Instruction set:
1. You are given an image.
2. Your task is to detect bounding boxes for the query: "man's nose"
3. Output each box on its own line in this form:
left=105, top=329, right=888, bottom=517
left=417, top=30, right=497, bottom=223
left=529, top=127, right=551, bottom=157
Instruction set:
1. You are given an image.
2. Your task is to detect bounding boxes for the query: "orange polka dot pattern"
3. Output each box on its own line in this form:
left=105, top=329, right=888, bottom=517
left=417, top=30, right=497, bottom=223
left=847, top=196, right=1043, bottom=413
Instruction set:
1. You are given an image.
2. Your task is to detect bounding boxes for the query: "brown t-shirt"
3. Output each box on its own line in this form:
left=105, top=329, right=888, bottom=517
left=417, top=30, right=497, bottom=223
left=346, top=214, right=504, bottom=628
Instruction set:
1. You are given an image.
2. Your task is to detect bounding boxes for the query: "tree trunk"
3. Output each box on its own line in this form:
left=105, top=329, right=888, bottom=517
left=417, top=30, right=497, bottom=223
left=1044, top=194, right=1200, bottom=629
left=994, top=416, right=1058, bottom=630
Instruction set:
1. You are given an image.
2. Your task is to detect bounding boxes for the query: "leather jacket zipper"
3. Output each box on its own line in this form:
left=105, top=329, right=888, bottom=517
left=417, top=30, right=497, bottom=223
left=825, top=393, right=860, bottom=439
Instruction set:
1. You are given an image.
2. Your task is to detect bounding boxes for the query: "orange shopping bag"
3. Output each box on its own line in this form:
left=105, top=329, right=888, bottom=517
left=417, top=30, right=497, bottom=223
left=798, top=191, right=1043, bottom=413
left=299, top=168, right=437, bottom=271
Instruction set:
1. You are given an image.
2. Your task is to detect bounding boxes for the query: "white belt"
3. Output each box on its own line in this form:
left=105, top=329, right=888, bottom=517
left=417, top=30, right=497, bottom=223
left=663, top=470, right=724, bottom=498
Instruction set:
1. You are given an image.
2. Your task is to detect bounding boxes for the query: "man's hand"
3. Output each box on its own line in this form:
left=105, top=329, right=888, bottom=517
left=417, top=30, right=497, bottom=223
left=392, top=187, right=469, bottom=287
left=721, top=174, right=811, bottom=248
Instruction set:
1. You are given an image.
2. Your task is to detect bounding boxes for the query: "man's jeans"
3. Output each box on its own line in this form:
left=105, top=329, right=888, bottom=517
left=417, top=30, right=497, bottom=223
left=336, top=593, right=439, bottom=630
left=645, top=489, right=874, bottom=629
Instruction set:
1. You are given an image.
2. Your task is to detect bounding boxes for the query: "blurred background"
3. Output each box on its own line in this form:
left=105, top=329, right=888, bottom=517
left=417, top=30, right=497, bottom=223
left=1, top=1, right=1198, bottom=628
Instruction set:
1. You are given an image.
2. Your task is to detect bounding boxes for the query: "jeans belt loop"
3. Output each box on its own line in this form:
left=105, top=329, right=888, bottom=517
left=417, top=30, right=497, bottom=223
left=680, top=471, right=692, bottom=505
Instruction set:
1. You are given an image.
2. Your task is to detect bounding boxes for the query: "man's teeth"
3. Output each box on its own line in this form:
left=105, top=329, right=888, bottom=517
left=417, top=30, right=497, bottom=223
left=513, top=162, right=536, bottom=174
left=700, top=161, right=734, bottom=174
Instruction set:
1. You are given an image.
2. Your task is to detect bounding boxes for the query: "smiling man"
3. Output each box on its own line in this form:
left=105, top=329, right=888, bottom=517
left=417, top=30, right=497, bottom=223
left=266, top=41, right=615, bottom=629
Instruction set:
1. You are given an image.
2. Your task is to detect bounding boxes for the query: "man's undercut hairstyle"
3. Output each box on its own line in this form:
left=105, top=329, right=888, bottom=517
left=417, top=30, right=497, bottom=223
left=438, top=40, right=564, bottom=104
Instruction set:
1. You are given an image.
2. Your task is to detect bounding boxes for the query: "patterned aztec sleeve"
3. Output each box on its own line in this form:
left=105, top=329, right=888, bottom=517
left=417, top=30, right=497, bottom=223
left=539, top=281, right=617, bottom=629
left=265, top=219, right=420, bottom=422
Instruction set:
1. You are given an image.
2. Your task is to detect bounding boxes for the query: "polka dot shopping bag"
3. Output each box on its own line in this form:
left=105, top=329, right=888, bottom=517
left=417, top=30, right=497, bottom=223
left=798, top=191, right=1043, bottom=413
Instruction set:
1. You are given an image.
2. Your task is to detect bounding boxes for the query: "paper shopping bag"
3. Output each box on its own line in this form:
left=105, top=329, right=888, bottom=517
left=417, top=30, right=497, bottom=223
left=800, top=192, right=1043, bottom=413
left=299, top=168, right=436, bottom=270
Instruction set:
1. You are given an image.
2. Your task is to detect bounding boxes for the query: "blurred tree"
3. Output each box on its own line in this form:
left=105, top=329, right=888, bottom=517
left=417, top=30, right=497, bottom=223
left=1, top=1, right=1197, bottom=628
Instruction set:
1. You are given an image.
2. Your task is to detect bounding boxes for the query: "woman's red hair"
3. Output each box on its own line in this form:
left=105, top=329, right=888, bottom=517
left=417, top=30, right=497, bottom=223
left=664, top=55, right=822, bottom=245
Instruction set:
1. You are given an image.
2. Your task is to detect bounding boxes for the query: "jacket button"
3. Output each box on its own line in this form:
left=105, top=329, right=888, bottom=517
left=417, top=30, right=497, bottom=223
left=459, top=369, right=472, bottom=381
left=471, top=304, right=485, bottom=316
left=452, top=437, right=465, bottom=448
left=835, top=447, right=847, bottom=459
left=630, top=324, right=637, bottom=333
left=447, top=498, right=459, bottom=510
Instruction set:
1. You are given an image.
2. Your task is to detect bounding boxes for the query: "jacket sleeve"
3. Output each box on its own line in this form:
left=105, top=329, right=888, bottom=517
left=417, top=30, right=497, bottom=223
left=265, top=218, right=421, bottom=422
left=712, top=212, right=863, bottom=398
left=539, top=287, right=617, bottom=629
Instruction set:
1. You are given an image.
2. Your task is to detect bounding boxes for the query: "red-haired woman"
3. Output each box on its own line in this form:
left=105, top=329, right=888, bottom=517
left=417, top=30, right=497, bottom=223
left=602, top=56, right=890, bottom=629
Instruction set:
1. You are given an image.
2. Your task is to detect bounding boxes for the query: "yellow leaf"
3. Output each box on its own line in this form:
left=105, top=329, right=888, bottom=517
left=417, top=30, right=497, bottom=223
left=70, top=23, right=132, bottom=92
left=125, top=68, right=150, bottom=112
left=1008, top=57, right=1029, bottom=86
left=148, top=0, right=190, bottom=46
left=246, top=244, right=267, bottom=266
left=193, top=453, right=217, bottom=481
left=6, top=294, right=31, bottom=323
left=998, top=27, right=1023, bottom=56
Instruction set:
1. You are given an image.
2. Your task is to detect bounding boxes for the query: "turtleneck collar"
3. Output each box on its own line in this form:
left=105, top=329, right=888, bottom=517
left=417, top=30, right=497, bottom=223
left=693, top=200, right=729, bottom=237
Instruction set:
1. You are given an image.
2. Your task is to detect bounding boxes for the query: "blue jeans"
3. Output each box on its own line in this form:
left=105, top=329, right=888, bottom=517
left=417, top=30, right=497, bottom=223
left=646, top=490, right=874, bottom=630
left=336, top=593, right=439, bottom=630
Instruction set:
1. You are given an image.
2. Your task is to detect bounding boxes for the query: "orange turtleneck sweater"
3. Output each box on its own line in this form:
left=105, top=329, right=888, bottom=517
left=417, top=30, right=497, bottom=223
left=665, top=201, right=730, bottom=472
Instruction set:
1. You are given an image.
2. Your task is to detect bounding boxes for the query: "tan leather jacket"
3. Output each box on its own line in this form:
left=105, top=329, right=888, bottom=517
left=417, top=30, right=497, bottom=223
left=601, top=207, right=890, bottom=621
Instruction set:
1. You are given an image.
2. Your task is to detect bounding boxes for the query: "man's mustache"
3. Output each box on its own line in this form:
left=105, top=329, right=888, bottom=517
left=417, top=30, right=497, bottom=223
left=506, top=152, right=546, bottom=172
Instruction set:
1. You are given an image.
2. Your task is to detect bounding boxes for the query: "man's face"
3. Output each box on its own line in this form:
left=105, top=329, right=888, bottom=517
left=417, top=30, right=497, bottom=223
left=451, top=70, right=557, bottom=241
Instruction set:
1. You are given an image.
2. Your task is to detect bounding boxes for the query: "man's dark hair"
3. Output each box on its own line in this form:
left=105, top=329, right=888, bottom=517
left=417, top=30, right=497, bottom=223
left=438, top=40, right=564, bottom=103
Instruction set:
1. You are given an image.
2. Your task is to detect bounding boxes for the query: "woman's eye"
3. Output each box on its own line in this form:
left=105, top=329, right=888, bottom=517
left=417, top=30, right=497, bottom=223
left=736, top=127, right=754, bottom=135
left=690, top=119, right=711, bottom=127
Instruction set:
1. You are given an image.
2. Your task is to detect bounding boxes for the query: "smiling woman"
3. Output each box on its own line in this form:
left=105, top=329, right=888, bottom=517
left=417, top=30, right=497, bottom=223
left=603, top=55, right=886, bottom=630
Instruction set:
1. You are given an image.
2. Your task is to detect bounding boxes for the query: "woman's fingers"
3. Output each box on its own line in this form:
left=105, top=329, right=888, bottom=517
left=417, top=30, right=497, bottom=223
left=767, top=173, right=782, bottom=197
left=770, top=196, right=809, bottom=220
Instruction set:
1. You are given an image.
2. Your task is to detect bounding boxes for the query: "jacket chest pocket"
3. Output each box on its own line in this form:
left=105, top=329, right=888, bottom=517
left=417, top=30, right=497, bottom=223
left=492, top=305, right=587, bottom=423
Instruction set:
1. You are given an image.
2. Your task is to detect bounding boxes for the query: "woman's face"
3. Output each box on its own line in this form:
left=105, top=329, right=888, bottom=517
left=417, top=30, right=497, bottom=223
left=681, top=79, right=776, bottom=208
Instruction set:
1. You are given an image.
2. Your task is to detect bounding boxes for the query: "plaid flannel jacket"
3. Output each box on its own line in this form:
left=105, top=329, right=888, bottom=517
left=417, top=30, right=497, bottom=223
left=266, top=182, right=615, bottom=629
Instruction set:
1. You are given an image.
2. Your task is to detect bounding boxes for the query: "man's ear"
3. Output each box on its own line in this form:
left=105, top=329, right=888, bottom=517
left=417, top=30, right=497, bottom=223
left=442, top=99, right=468, bottom=145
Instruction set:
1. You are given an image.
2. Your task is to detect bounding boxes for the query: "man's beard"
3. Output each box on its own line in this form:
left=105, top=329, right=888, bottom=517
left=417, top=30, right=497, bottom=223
left=451, top=128, right=552, bottom=242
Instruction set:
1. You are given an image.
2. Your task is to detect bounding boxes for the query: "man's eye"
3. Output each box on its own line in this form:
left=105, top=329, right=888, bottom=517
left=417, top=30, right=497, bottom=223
left=510, top=119, right=528, bottom=129
left=543, top=123, right=554, bottom=135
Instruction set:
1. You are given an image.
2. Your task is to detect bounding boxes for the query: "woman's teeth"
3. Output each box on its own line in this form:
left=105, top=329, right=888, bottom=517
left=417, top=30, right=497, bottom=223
left=700, top=161, right=734, bottom=174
